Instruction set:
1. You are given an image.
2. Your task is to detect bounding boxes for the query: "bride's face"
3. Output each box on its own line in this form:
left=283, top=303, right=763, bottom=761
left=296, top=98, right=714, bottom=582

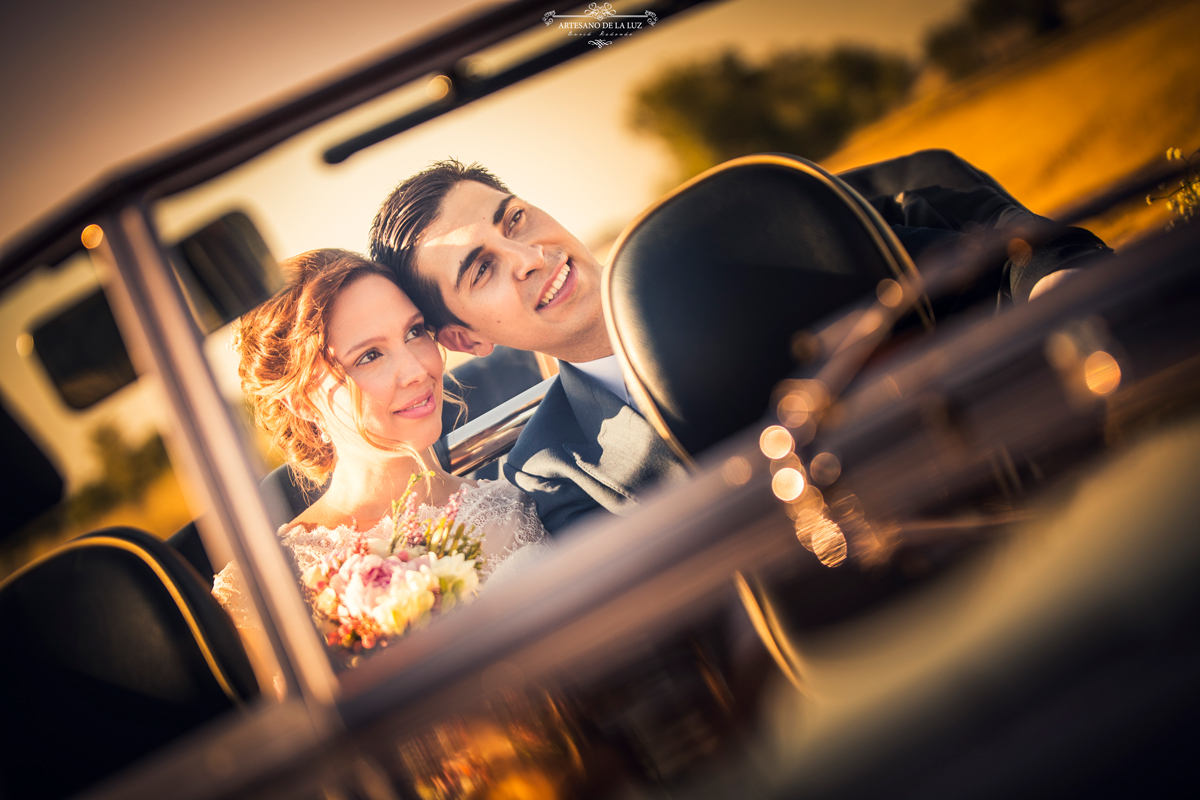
left=312, top=274, right=444, bottom=460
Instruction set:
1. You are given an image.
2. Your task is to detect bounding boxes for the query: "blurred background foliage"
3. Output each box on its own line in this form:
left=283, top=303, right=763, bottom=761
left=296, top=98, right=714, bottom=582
left=1, top=423, right=187, bottom=581
left=629, top=47, right=916, bottom=181
left=924, top=0, right=1069, bottom=80
left=626, top=0, right=1188, bottom=194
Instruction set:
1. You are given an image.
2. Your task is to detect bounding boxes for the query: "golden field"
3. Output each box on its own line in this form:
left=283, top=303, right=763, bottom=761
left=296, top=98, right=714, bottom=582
left=822, top=0, right=1200, bottom=247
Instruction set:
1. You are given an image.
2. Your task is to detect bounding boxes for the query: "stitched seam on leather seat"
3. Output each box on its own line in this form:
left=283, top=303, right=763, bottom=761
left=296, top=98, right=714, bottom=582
left=1, top=536, right=243, bottom=704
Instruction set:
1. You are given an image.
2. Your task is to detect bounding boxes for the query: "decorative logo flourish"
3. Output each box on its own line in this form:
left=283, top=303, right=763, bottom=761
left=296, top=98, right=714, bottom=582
left=589, top=39, right=613, bottom=48
left=585, top=3, right=617, bottom=20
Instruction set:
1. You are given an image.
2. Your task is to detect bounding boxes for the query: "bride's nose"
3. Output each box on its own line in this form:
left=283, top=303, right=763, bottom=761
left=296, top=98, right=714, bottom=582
left=393, top=346, right=431, bottom=387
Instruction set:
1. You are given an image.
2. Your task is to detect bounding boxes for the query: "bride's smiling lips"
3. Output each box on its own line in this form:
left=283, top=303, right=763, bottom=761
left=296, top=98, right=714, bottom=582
left=393, top=389, right=437, bottom=419
left=536, top=259, right=576, bottom=311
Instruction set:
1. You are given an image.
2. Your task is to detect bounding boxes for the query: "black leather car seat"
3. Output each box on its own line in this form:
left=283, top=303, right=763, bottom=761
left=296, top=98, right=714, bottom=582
left=604, top=153, right=921, bottom=461
left=0, top=526, right=259, bottom=800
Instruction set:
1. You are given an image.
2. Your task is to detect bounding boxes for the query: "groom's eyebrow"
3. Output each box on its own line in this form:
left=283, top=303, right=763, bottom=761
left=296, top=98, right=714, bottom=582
left=493, top=194, right=514, bottom=225
left=454, top=194, right=515, bottom=291
left=455, top=246, right=483, bottom=291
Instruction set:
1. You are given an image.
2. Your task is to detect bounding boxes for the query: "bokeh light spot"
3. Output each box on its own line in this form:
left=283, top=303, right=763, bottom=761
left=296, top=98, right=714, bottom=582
left=426, top=74, right=453, bottom=100
left=759, top=425, right=794, bottom=460
left=81, top=224, right=104, bottom=249
left=772, top=467, right=805, bottom=501
left=809, top=452, right=842, bottom=485
left=1044, top=331, right=1079, bottom=370
left=721, top=456, right=752, bottom=486
left=1084, top=350, right=1121, bottom=395
left=777, top=392, right=810, bottom=427
left=15, top=333, right=33, bottom=357
left=876, top=278, right=903, bottom=308
left=812, top=519, right=848, bottom=567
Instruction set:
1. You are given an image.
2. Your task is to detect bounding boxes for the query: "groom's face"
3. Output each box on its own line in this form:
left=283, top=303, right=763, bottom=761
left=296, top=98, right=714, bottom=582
left=413, top=181, right=608, bottom=362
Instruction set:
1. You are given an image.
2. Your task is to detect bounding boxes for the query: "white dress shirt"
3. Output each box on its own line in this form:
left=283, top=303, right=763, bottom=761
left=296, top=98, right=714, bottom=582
left=570, top=354, right=645, bottom=417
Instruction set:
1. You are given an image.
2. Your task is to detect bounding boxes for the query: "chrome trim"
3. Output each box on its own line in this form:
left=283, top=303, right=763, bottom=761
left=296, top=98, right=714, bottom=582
left=437, top=377, right=557, bottom=476
left=96, top=205, right=340, bottom=720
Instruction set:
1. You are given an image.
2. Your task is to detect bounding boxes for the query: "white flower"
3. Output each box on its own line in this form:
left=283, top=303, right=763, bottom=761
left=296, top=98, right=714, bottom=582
left=421, top=552, right=479, bottom=609
left=370, top=574, right=436, bottom=635
left=365, top=536, right=392, bottom=558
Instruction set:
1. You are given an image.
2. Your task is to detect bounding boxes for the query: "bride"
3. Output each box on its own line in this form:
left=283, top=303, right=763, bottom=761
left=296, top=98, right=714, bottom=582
left=212, top=248, right=547, bottom=636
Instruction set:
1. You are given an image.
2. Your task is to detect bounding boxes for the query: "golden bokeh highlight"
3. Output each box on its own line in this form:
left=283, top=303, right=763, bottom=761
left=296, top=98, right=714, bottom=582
left=811, top=518, right=848, bottom=567
left=771, top=467, right=806, bottom=502
left=81, top=224, right=104, bottom=249
left=426, top=74, right=453, bottom=100
left=809, top=452, right=842, bottom=485
left=1084, top=350, right=1121, bottom=396
left=15, top=333, right=33, bottom=357
left=759, top=425, right=794, bottom=460
left=1044, top=330, right=1080, bottom=370
left=792, top=506, right=847, bottom=566
left=876, top=278, right=903, bottom=308
left=777, top=392, right=810, bottom=427
left=721, top=456, right=752, bottom=487
left=774, top=379, right=828, bottom=429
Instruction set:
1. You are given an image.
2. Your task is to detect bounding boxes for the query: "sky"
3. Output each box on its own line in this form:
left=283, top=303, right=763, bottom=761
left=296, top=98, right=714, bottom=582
left=1, top=0, right=962, bottom=252
left=0, top=0, right=963, bottom=487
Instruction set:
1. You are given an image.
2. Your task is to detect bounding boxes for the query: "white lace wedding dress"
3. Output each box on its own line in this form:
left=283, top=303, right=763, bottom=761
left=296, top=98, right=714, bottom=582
left=212, top=479, right=548, bottom=631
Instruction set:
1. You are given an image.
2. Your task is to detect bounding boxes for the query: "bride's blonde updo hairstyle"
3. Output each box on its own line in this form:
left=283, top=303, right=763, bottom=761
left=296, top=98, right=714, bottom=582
left=232, top=248, right=438, bottom=487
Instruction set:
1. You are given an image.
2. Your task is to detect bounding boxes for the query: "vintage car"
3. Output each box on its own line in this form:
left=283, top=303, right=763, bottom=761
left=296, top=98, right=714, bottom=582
left=2, top=0, right=1198, bottom=798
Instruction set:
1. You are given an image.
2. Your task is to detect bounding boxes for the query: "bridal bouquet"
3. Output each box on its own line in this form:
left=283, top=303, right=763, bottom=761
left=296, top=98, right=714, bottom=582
left=301, top=473, right=485, bottom=651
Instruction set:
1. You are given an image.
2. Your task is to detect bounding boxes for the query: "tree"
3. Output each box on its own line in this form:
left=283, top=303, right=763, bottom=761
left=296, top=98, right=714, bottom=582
left=629, top=46, right=915, bottom=183
left=925, top=0, right=1065, bottom=80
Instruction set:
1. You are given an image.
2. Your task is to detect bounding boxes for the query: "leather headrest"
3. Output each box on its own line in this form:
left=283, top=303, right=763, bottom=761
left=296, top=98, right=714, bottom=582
left=605, top=154, right=908, bottom=458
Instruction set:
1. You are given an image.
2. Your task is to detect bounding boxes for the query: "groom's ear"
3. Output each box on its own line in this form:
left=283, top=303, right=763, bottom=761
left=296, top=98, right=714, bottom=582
left=437, top=324, right=495, bottom=357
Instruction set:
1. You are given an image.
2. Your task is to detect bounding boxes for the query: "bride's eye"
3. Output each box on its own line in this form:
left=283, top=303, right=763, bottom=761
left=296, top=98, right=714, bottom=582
left=405, top=322, right=428, bottom=342
left=355, top=348, right=382, bottom=367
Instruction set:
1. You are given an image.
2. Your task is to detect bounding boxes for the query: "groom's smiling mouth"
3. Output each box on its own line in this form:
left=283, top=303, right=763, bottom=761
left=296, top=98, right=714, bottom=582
left=536, top=261, right=574, bottom=310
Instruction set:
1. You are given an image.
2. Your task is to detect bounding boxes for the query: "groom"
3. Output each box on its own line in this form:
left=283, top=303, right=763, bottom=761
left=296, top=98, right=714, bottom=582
left=370, top=161, right=686, bottom=534
left=369, top=155, right=1108, bottom=534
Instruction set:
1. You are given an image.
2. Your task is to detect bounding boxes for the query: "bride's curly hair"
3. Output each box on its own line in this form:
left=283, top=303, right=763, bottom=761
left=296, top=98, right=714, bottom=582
left=231, top=248, right=451, bottom=488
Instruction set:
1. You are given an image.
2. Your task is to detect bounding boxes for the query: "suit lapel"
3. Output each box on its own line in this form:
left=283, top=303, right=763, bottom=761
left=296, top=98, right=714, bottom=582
left=557, top=362, right=687, bottom=502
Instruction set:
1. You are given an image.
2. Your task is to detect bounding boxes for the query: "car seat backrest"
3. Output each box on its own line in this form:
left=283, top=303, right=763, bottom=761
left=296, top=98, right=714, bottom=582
left=0, top=526, right=259, bottom=800
left=604, top=154, right=914, bottom=459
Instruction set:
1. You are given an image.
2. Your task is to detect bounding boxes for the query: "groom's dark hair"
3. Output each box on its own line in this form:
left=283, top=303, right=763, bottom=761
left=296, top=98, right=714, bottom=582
left=369, top=159, right=510, bottom=331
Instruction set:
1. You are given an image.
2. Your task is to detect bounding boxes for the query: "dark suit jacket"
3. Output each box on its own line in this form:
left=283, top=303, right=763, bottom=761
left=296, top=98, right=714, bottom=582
left=503, top=362, right=688, bottom=534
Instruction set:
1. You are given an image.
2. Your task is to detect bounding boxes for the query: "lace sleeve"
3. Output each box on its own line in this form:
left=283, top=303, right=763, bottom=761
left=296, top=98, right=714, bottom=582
left=456, top=480, right=549, bottom=577
left=211, top=561, right=261, bottom=631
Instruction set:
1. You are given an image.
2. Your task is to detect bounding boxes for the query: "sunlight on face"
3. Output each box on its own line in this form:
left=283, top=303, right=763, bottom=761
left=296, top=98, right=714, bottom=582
left=415, top=181, right=610, bottom=362
left=313, top=274, right=445, bottom=463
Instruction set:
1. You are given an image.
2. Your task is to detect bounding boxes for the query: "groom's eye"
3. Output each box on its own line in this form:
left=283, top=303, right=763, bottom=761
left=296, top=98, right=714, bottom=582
left=472, top=259, right=492, bottom=286
left=507, top=208, right=524, bottom=233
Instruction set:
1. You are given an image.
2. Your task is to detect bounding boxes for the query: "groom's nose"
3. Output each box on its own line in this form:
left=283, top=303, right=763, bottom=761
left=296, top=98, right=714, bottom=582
left=507, top=240, right=544, bottom=282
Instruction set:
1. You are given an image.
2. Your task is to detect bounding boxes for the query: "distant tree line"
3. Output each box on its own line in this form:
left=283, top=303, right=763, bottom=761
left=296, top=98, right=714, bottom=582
left=628, top=0, right=1077, bottom=182
left=925, top=0, right=1067, bottom=79
left=629, top=47, right=915, bottom=182
left=68, top=423, right=171, bottom=525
